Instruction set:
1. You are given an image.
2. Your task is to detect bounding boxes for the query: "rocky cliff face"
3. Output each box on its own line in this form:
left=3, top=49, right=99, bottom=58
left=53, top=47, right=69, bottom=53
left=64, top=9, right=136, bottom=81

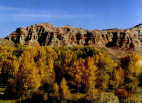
left=6, top=23, right=142, bottom=49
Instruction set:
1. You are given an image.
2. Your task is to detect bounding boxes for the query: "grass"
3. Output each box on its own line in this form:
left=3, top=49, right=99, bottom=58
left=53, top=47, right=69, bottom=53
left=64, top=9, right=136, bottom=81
left=0, top=87, right=5, bottom=95
left=0, top=100, right=17, bottom=103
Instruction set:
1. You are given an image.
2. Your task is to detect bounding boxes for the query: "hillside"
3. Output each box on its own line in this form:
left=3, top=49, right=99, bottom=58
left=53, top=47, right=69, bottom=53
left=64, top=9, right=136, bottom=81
left=5, top=23, right=142, bottom=49
left=0, top=24, right=142, bottom=103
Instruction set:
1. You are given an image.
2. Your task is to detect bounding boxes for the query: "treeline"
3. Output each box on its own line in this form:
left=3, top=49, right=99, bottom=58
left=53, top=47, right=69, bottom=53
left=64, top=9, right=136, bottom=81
left=0, top=45, right=142, bottom=103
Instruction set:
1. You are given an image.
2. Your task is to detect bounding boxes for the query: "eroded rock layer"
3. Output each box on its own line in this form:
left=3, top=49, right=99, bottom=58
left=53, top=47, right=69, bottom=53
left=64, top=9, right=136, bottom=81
left=6, top=23, right=142, bottom=49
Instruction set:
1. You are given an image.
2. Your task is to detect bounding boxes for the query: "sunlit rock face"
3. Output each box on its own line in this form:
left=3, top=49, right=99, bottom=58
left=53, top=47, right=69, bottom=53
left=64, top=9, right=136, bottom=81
left=6, top=23, right=142, bottom=49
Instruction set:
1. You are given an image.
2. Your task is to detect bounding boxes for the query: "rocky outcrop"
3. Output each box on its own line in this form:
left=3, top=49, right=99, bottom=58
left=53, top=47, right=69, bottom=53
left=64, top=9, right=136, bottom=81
left=6, top=23, right=142, bottom=49
left=0, top=38, right=15, bottom=47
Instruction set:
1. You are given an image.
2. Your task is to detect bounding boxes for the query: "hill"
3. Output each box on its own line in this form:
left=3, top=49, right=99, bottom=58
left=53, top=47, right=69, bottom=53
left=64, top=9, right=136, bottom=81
left=5, top=23, right=142, bottom=50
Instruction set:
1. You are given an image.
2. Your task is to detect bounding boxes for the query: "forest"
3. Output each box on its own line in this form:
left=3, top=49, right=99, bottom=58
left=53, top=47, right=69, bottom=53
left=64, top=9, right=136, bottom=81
left=0, top=45, right=142, bottom=103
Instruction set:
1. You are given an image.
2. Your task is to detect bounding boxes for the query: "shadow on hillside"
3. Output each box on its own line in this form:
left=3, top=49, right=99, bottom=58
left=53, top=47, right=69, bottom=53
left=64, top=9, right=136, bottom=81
left=0, top=92, right=19, bottom=100
left=0, top=94, right=4, bottom=99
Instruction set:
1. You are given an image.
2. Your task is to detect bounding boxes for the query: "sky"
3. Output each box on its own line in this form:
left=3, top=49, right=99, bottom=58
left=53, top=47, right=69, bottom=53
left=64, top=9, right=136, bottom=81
left=0, top=0, right=142, bottom=37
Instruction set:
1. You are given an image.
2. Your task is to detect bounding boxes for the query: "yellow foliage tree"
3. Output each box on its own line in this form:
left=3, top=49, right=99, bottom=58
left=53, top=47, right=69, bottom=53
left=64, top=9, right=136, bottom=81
left=86, top=57, right=98, bottom=99
left=113, top=66, right=125, bottom=87
left=60, top=78, right=72, bottom=100
left=16, top=49, right=41, bottom=95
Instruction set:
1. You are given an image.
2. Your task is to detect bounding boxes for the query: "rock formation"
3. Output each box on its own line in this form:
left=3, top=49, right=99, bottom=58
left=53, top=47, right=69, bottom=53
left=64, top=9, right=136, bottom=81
left=0, top=38, right=15, bottom=47
left=5, top=23, right=142, bottom=49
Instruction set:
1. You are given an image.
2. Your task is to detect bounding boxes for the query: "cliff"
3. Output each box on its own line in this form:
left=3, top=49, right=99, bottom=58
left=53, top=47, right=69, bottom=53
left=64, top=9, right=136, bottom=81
left=5, top=23, right=142, bottom=49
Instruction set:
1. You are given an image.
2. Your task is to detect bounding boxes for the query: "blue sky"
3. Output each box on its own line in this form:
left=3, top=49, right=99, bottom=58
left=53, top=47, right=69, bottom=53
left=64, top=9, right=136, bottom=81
left=0, top=0, right=142, bottom=37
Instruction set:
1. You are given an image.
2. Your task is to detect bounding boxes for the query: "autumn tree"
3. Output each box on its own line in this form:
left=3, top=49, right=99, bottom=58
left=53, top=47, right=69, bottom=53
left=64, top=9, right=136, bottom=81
left=35, top=47, right=57, bottom=85
left=120, top=52, right=142, bottom=92
left=121, top=52, right=142, bottom=75
left=59, top=78, right=72, bottom=100
left=112, top=66, right=125, bottom=88
left=0, top=59, right=19, bottom=83
left=86, top=57, right=98, bottom=100
left=12, top=48, right=41, bottom=96
left=0, top=46, right=18, bottom=84
left=95, top=52, right=117, bottom=89
left=52, top=83, right=60, bottom=99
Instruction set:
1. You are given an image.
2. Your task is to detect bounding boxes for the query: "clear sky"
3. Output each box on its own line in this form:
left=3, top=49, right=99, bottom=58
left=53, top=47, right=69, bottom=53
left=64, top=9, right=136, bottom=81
left=0, top=0, right=142, bottom=37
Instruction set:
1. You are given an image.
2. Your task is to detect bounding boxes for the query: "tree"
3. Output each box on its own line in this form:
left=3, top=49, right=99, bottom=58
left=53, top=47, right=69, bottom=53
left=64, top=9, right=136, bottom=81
left=59, top=78, right=72, bottom=100
left=36, top=47, right=57, bottom=84
left=95, top=52, right=117, bottom=89
left=121, top=52, right=142, bottom=75
left=112, top=66, right=125, bottom=88
left=0, top=57, right=19, bottom=84
left=15, top=49, right=41, bottom=96
left=86, top=57, right=98, bottom=99
left=120, top=52, right=142, bottom=93
left=52, top=83, right=60, bottom=99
